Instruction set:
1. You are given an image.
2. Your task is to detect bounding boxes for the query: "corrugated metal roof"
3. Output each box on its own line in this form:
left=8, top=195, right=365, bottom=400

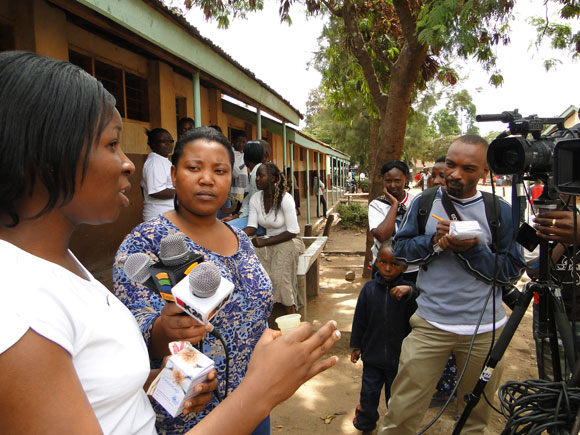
left=143, top=0, right=303, bottom=120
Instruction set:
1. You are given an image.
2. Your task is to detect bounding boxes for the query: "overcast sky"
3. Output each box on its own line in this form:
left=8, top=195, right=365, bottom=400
left=185, top=1, right=580, bottom=135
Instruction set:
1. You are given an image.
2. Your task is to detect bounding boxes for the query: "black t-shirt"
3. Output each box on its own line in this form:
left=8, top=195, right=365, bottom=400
left=551, top=247, right=580, bottom=320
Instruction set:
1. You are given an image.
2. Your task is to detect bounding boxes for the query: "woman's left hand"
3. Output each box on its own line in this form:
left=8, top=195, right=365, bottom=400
left=182, top=369, right=219, bottom=414
left=252, top=237, right=267, bottom=248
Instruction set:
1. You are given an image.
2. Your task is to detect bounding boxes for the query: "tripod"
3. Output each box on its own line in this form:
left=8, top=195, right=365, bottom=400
left=452, top=237, right=578, bottom=434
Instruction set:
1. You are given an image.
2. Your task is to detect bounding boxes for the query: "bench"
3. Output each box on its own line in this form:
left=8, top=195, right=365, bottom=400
left=297, top=236, right=328, bottom=319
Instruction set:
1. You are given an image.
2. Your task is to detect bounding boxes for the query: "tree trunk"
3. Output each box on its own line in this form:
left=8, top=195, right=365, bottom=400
left=363, top=41, right=428, bottom=276
left=362, top=118, right=381, bottom=278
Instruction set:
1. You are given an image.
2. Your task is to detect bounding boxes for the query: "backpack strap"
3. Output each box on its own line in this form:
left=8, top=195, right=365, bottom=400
left=417, top=187, right=439, bottom=235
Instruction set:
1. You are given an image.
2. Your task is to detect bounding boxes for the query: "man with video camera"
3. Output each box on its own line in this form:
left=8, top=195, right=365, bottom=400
left=378, top=135, right=525, bottom=434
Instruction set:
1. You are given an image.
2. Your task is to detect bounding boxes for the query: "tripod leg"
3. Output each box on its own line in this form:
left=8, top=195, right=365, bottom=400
left=550, top=290, right=578, bottom=377
left=547, top=296, right=564, bottom=381
left=452, top=286, right=534, bottom=434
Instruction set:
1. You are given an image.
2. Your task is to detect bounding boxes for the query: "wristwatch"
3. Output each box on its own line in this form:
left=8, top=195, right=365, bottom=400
left=433, top=242, right=442, bottom=254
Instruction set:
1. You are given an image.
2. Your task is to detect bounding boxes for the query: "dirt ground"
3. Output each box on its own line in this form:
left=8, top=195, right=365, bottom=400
left=271, top=221, right=538, bottom=434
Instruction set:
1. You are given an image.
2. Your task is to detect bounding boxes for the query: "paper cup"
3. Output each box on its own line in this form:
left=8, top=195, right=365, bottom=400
left=275, top=314, right=302, bottom=334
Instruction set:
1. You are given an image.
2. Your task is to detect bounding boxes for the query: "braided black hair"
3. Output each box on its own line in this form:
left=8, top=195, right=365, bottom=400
left=263, top=162, right=286, bottom=214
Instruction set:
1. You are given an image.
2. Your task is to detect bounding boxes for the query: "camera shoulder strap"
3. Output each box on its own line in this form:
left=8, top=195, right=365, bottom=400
left=417, top=187, right=499, bottom=241
left=440, top=189, right=461, bottom=221
left=417, top=185, right=501, bottom=256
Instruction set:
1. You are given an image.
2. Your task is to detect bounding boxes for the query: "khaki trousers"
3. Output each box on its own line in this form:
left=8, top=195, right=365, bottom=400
left=378, top=314, right=505, bottom=434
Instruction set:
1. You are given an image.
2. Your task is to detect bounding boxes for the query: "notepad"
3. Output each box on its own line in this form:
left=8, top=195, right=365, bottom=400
left=449, top=221, right=483, bottom=240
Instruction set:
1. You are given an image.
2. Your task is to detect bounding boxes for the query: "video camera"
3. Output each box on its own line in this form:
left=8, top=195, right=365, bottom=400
left=477, top=109, right=580, bottom=194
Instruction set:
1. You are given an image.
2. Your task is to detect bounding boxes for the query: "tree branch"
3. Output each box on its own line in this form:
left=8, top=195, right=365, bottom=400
left=341, top=0, right=387, bottom=110
left=391, top=0, right=420, bottom=48
left=320, top=0, right=342, bottom=18
left=373, top=49, right=393, bottom=71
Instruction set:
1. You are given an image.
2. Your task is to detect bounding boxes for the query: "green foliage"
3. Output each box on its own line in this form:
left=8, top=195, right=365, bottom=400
left=483, top=130, right=504, bottom=143
left=527, top=2, right=580, bottom=68
left=417, top=0, right=514, bottom=85
left=311, top=16, right=380, bottom=118
left=303, top=89, right=370, bottom=170
left=336, top=202, right=368, bottom=229
left=422, top=135, right=456, bottom=162
left=359, top=178, right=370, bottom=193
left=433, top=109, right=461, bottom=136
left=403, top=86, right=479, bottom=163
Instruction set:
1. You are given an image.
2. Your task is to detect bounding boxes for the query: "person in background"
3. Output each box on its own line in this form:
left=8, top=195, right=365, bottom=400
left=430, top=156, right=446, bottom=188
left=368, top=161, right=417, bottom=282
left=528, top=197, right=580, bottom=380
left=317, top=174, right=327, bottom=218
left=0, top=50, right=341, bottom=435
left=230, top=132, right=249, bottom=206
left=359, top=172, right=366, bottom=191
left=419, top=167, right=431, bottom=191
left=178, top=117, right=195, bottom=137
left=244, top=162, right=305, bottom=315
left=530, top=179, right=544, bottom=205
left=351, top=241, right=417, bottom=434
left=114, top=127, right=273, bottom=434
left=141, top=128, right=175, bottom=221
left=225, top=140, right=265, bottom=229
left=286, top=167, right=301, bottom=216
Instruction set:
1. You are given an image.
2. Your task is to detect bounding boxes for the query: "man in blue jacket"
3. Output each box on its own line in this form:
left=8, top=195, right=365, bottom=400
left=378, top=135, right=525, bottom=434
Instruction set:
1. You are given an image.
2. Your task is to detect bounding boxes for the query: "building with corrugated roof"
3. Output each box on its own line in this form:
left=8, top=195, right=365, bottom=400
left=0, top=0, right=349, bottom=276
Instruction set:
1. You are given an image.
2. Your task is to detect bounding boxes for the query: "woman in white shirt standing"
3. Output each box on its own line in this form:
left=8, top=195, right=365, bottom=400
left=141, top=128, right=175, bottom=221
left=244, top=163, right=305, bottom=314
left=0, top=51, right=340, bottom=435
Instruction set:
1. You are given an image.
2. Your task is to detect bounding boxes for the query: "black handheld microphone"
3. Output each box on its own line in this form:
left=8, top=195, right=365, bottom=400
left=124, top=234, right=204, bottom=301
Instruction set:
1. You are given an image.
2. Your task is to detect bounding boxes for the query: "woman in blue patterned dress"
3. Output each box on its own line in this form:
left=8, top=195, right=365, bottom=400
left=113, top=127, right=273, bottom=435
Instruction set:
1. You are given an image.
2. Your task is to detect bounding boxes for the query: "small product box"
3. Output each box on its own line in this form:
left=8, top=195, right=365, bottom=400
left=148, top=342, right=215, bottom=417
left=449, top=220, right=483, bottom=240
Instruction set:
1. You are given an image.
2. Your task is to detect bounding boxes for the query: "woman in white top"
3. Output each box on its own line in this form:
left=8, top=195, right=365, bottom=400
left=141, top=128, right=175, bottom=221
left=244, top=163, right=305, bottom=314
left=0, top=51, right=340, bottom=435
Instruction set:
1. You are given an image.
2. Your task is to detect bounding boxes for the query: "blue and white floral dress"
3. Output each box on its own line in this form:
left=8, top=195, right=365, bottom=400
left=113, top=215, right=273, bottom=434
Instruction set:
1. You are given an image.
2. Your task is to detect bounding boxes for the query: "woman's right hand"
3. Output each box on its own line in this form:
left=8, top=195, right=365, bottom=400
left=383, top=187, right=398, bottom=206
left=157, top=303, right=211, bottom=345
left=186, top=321, right=341, bottom=434
left=244, top=320, right=341, bottom=408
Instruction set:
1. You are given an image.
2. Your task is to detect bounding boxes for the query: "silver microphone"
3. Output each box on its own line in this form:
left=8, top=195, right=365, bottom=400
left=160, top=233, right=189, bottom=266
left=124, top=252, right=153, bottom=283
left=189, top=262, right=221, bottom=298
left=172, top=261, right=235, bottom=324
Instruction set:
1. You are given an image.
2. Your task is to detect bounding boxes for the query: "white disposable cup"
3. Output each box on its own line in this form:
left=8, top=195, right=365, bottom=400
left=275, top=314, right=302, bottom=334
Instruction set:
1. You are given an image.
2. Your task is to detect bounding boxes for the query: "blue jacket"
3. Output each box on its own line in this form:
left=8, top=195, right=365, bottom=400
left=393, top=188, right=525, bottom=326
left=350, top=274, right=417, bottom=368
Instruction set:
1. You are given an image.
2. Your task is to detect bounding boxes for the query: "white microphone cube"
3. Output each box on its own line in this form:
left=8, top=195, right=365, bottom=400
left=172, top=273, right=234, bottom=324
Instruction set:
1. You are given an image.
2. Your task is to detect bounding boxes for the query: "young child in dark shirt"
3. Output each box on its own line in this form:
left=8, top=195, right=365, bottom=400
left=350, top=241, right=417, bottom=434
